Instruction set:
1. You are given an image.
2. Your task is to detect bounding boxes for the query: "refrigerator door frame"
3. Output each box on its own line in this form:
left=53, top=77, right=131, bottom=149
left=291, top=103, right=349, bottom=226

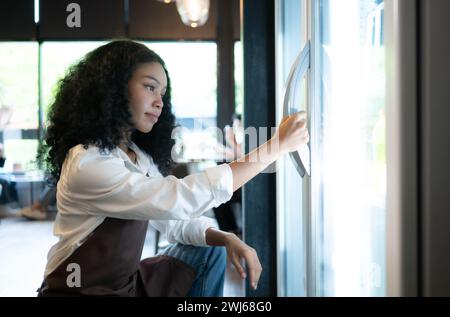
left=385, top=0, right=420, bottom=297
left=418, top=0, right=450, bottom=296
left=275, top=0, right=310, bottom=297
left=275, top=0, right=319, bottom=297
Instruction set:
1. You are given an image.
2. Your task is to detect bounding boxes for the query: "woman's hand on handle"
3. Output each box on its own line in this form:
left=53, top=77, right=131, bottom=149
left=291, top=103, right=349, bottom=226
left=275, top=111, right=310, bottom=155
left=228, top=111, right=309, bottom=192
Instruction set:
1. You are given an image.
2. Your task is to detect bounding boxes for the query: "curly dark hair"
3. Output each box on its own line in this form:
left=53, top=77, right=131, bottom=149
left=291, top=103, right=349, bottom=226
left=38, top=40, right=177, bottom=184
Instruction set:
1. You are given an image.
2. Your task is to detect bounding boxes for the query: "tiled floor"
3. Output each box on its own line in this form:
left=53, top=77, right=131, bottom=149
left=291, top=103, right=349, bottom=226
left=0, top=215, right=244, bottom=297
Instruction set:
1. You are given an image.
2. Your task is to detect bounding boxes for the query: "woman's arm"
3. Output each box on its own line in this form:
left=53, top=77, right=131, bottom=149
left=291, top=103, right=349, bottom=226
left=229, top=111, right=309, bottom=192
left=63, top=146, right=233, bottom=221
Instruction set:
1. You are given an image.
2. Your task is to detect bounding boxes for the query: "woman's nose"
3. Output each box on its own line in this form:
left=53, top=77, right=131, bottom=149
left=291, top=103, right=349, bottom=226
left=153, top=96, right=163, bottom=109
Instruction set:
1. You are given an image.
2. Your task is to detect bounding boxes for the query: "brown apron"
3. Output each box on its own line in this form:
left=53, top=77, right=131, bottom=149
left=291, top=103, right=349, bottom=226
left=37, top=217, right=196, bottom=297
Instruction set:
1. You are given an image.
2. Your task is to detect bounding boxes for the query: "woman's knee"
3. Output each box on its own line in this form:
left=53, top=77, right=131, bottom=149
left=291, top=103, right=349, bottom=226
left=185, top=245, right=227, bottom=271
left=159, top=244, right=226, bottom=270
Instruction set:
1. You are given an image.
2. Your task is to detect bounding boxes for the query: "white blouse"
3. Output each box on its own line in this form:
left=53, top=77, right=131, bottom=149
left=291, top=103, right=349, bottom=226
left=44, top=142, right=233, bottom=278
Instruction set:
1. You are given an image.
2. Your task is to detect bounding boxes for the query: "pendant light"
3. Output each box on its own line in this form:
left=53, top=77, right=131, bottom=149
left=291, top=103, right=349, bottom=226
left=176, top=0, right=210, bottom=28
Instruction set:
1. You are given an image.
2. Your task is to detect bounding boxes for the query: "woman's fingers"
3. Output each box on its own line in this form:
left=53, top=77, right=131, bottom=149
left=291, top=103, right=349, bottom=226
left=230, top=253, right=246, bottom=279
left=230, top=249, right=262, bottom=289
left=277, top=111, right=309, bottom=153
left=294, top=111, right=307, bottom=122
left=242, top=248, right=262, bottom=290
left=225, top=236, right=263, bottom=290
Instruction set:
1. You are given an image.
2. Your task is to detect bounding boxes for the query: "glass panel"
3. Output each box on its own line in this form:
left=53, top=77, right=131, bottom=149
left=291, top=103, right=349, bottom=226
left=317, top=0, right=386, bottom=296
left=0, top=42, right=39, bottom=171
left=276, top=0, right=307, bottom=296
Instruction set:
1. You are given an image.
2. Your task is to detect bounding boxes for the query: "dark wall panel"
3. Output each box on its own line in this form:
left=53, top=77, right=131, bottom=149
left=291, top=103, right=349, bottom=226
left=39, top=0, right=125, bottom=39
left=242, top=0, right=277, bottom=297
left=421, top=0, right=450, bottom=297
left=217, top=0, right=236, bottom=130
left=129, top=0, right=217, bottom=40
left=232, top=0, right=241, bottom=41
left=0, top=0, right=36, bottom=40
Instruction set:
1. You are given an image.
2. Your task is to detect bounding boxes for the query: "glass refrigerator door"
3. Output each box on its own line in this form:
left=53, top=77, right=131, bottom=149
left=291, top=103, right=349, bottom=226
left=316, top=0, right=386, bottom=296
left=275, top=0, right=311, bottom=297
left=277, top=0, right=387, bottom=297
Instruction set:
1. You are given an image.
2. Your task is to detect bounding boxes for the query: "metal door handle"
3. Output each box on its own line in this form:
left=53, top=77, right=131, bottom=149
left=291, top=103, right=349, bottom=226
left=283, top=41, right=311, bottom=177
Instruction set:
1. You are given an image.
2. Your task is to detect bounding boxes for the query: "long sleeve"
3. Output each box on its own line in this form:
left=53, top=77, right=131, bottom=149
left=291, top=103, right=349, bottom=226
left=57, top=145, right=233, bottom=221
left=149, top=216, right=218, bottom=247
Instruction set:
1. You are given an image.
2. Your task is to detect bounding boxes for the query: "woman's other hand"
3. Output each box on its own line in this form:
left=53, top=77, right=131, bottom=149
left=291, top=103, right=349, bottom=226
left=206, top=228, right=262, bottom=290
left=224, top=233, right=262, bottom=290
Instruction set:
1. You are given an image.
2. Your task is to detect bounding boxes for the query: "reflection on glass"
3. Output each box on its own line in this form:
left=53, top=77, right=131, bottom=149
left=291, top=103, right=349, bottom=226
left=318, top=0, right=386, bottom=296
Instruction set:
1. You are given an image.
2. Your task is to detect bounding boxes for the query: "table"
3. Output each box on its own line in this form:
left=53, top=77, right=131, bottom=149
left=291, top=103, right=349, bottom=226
left=0, top=172, right=45, bottom=208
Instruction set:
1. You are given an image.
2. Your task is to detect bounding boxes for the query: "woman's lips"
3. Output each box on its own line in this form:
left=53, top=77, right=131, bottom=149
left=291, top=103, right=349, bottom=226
left=145, top=113, right=159, bottom=123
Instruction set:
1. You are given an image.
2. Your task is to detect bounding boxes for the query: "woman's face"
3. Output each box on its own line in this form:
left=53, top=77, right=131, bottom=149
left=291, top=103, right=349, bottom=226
left=128, top=62, right=167, bottom=133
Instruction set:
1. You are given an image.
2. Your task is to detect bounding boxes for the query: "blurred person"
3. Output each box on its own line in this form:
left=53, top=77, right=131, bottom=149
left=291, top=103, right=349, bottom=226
left=223, top=113, right=243, bottom=161
left=0, top=143, right=18, bottom=217
left=214, top=113, right=244, bottom=235
left=18, top=186, right=56, bottom=221
left=0, top=142, right=6, bottom=168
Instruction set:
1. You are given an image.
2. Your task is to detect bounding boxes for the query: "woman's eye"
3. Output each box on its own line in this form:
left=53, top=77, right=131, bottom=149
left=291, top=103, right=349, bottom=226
left=145, top=85, right=155, bottom=92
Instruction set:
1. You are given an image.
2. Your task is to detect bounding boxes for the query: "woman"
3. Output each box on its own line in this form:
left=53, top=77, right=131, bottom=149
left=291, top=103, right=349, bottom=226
left=37, top=40, right=309, bottom=297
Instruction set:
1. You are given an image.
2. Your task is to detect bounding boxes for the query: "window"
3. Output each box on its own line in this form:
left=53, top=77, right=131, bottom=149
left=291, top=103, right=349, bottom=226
left=144, top=42, right=217, bottom=125
left=0, top=42, right=39, bottom=171
left=1, top=40, right=220, bottom=167
left=144, top=42, right=219, bottom=161
left=41, top=42, right=107, bottom=123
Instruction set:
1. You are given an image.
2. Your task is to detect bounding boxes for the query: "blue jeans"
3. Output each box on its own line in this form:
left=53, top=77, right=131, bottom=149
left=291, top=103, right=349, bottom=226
left=157, top=244, right=226, bottom=297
